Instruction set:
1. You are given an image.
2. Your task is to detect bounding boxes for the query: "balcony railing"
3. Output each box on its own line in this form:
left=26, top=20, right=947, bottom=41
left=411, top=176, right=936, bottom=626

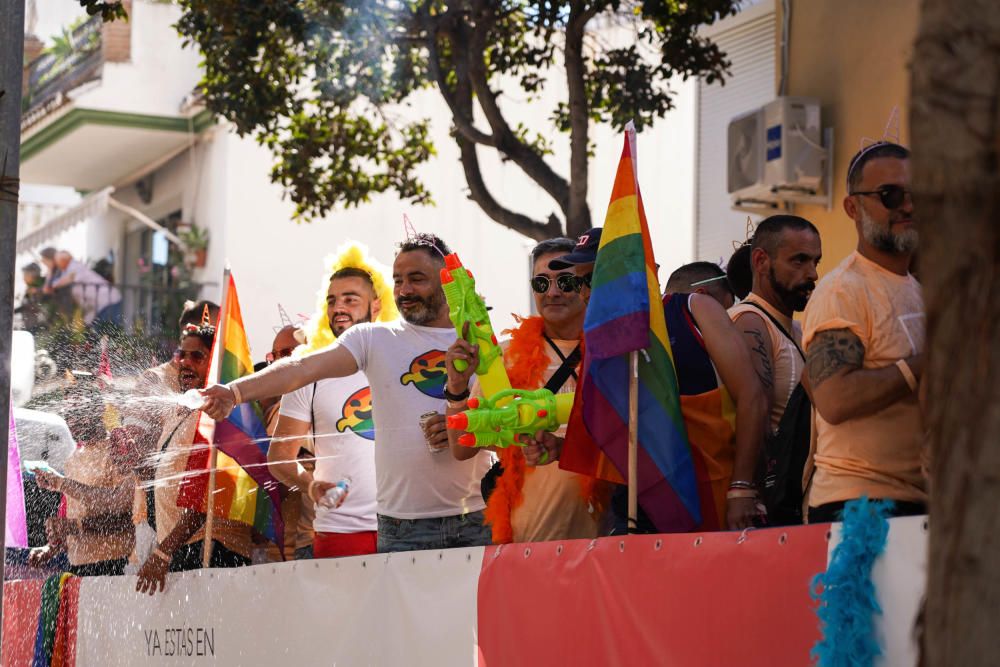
left=22, top=15, right=104, bottom=120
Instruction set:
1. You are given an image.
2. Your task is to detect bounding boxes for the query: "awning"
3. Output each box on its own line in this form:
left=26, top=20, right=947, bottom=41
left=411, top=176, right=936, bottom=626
left=16, top=186, right=185, bottom=255
left=16, top=186, right=113, bottom=254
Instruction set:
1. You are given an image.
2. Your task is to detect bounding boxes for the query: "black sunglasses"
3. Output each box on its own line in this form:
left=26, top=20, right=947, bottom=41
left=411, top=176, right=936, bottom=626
left=530, top=274, right=581, bottom=294
left=174, top=349, right=208, bottom=362
left=850, top=184, right=911, bottom=210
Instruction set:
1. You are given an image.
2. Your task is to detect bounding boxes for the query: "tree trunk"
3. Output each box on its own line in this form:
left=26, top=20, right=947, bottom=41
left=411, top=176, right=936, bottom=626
left=911, top=0, right=1000, bottom=664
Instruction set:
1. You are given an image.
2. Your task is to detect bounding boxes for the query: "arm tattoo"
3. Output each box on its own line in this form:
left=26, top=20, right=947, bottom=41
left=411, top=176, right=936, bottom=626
left=807, top=329, right=865, bottom=388
left=743, top=328, right=774, bottom=390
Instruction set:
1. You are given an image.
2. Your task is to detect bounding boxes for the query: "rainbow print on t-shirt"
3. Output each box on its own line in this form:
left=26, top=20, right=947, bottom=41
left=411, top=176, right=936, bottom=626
left=400, top=350, right=448, bottom=399
left=336, top=386, right=375, bottom=440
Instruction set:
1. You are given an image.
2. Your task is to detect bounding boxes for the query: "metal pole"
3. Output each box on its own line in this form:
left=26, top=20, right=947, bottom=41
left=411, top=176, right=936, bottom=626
left=1, top=0, right=28, bottom=654
left=627, top=350, right=639, bottom=534
left=202, top=267, right=229, bottom=567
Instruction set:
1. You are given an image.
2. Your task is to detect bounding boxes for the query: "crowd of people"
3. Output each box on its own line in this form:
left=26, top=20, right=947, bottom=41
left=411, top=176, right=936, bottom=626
left=17, top=246, right=122, bottom=331
left=24, top=140, right=925, bottom=595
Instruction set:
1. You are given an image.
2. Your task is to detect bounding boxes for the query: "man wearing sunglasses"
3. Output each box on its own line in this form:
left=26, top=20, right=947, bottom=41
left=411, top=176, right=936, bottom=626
left=445, top=238, right=611, bottom=544
left=137, top=324, right=253, bottom=595
left=802, top=141, right=926, bottom=523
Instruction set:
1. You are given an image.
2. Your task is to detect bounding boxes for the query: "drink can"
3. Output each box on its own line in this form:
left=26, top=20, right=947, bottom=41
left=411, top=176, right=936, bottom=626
left=419, top=411, right=445, bottom=453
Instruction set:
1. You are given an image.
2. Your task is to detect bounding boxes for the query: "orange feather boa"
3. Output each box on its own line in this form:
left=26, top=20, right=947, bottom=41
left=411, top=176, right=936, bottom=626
left=483, top=315, right=608, bottom=543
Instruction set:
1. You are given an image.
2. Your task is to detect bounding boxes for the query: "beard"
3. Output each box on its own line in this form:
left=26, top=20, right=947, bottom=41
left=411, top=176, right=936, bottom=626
left=860, top=206, right=918, bottom=255
left=769, top=266, right=814, bottom=313
left=396, top=290, right=446, bottom=326
left=329, top=310, right=373, bottom=336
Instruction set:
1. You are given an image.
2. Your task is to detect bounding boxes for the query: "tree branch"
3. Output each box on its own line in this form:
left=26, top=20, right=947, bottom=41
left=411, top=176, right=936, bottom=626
left=462, top=0, right=572, bottom=219
left=564, top=1, right=597, bottom=237
left=418, top=3, right=495, bottom=147
left=456, top=134, right=562, bottom=242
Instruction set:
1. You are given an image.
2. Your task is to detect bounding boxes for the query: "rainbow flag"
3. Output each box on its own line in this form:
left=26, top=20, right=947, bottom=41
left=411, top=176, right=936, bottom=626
left=177, top=272, right=284, bottom=551
left=560, top=129, right=700, bottom=532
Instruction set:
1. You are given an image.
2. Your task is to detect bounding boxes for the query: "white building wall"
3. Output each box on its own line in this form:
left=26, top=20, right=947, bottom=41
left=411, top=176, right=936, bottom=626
left=695, top=0, right=777, bottom=265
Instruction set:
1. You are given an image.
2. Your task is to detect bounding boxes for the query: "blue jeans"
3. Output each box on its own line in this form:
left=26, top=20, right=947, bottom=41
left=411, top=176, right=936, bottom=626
left=377, top=510, right=492, bottom=553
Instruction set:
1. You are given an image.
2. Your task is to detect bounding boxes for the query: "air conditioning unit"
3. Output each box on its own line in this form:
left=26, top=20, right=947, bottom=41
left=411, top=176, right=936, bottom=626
left=727, top=97, right=825, bottom=208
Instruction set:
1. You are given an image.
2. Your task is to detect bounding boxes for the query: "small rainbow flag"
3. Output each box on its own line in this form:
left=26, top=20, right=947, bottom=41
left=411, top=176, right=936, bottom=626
left=560, top=128, right=700, bottom=532
left=177, top=272, right=284, bottom=551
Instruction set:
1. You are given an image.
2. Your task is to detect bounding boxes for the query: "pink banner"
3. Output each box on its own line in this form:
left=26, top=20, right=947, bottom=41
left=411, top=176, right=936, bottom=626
left=6, top=405, right=28, bottom=548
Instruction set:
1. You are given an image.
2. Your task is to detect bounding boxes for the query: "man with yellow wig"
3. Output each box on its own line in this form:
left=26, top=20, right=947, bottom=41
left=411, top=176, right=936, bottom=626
left=267, top=243, right=398, bottom=558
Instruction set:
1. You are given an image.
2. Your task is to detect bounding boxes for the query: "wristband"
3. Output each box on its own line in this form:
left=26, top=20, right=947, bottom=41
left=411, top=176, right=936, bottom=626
left=229, top=382, right=243, bottom=405
left=443, top=386, right=470, bottom=402
left=726, top=489, right=758, bottom=500
left=446, top=398, right=468, bottom=410
left=306, top=479, right=318, bottom=502
left=895, top=359, right=918, bottom=392
left=152, top=547, right=171, bottom=562
left=728, top=480, right=754, bottom=489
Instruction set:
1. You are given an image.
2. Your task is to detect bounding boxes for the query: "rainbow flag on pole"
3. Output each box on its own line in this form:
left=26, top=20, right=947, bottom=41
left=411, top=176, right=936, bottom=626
left=560, top=128, right=700, bottom=532
left=177, top=272, right=284, bottom=549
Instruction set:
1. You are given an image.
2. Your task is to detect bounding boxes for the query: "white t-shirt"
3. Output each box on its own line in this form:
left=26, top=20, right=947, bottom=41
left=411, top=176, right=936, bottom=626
left=338, top=320, right=492, bottom=519
left=279, top=374, right=376, bottom=534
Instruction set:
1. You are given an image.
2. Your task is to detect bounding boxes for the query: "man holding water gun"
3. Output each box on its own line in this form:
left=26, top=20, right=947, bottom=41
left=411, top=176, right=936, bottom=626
left=444, top=238, right=612, bottom=544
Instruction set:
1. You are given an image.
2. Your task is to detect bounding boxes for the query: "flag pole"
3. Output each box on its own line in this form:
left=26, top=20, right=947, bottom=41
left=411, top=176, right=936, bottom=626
left=627, top=349, right=639, bottom=533
left=202, top=266, right=230, bottom=567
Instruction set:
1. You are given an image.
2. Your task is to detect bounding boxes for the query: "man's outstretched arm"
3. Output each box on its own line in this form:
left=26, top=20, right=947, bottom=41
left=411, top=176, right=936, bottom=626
left=201, top=344, right=359, bottom=420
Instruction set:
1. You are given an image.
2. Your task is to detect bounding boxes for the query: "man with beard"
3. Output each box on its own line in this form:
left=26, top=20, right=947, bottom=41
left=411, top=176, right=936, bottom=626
left=267, top=267, right=383, bottom=559
left=136, top=324, right=252, bottom=595
left=730, top=215, right=821, bottom=432
left=802, top=141, right=926, bottom=522
left=201, top=234, right=493, bottom=552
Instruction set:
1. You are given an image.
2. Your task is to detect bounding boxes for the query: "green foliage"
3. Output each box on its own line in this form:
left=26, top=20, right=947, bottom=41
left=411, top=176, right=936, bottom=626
left=175, top=0, right=738, bottom=236
left=78, top=0, right=128, bottom=22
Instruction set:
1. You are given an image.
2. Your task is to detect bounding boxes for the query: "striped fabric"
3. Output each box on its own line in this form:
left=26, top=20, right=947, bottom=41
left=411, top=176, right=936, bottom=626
left=561, top=129, right=701, bottom=532
left=177, top=273, right=284, bottom=550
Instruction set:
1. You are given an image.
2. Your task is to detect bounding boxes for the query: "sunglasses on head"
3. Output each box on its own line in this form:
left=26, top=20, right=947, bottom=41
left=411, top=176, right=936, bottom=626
left=266, top=347, right=296, bottom=364
left=531, top=274, right=581, bottom=294
left=173, top=349, right=207, bottom=363
left=850, top=184, right=911, bottom=210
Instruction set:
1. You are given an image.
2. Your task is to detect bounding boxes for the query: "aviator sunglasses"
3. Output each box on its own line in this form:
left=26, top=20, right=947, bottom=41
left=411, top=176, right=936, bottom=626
left=849, top=184, right=911, bottom=210
left=531, top=273, right=582, bottom=294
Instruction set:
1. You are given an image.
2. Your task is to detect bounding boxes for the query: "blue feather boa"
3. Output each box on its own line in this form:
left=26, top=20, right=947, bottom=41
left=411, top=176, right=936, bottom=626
left=811, top=497, right=894, bottom=667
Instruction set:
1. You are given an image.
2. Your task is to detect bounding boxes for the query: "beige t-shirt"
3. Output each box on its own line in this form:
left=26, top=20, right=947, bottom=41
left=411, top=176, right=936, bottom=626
left=476, top=337, right=604, bottom=543
left=153, top=409, right=252, bottom=557
left=730, top=294, right=805, bottom=433
left=64, top=443, right=135, bottom=565
left=802, top=251, right=927, bottom=507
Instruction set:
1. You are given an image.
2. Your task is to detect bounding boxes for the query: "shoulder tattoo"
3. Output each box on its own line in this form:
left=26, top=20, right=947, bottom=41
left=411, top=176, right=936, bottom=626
left=806, top=328, right=865, bottom=387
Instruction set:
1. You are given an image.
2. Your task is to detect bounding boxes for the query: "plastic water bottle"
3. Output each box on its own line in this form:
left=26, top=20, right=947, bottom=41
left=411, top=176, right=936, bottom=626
left=179, top=389, right=206, bottom=410
left=322, top=477, right=352, bottom=509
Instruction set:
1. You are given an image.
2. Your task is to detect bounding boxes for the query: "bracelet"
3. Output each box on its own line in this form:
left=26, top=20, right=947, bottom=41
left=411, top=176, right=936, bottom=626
left=152, top=547, right=171, bottom=562
left=306, top=479, right=317, bottom=501
left=896, top=359, right=918, bottom=392
left=443, top=386, right=470, bottom=402
left=729, top=480, right=754, bottom=489
left=446, top=398, right=468, bottom=410
left=726, top=489, right=758, bottom=500
left=229, top=382, right=243, bottom=405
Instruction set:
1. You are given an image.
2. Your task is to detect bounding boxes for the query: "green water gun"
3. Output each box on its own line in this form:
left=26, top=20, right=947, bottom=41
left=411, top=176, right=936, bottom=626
left=440, top=253, right=512, bottom=397
left=446, top=389, right=575, bottom=448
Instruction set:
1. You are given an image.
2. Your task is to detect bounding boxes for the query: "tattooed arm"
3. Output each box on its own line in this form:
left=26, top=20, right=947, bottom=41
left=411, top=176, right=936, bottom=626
left=734, top=312, right=776, bottom=419
left=806, top=328, right=922, bottom=425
